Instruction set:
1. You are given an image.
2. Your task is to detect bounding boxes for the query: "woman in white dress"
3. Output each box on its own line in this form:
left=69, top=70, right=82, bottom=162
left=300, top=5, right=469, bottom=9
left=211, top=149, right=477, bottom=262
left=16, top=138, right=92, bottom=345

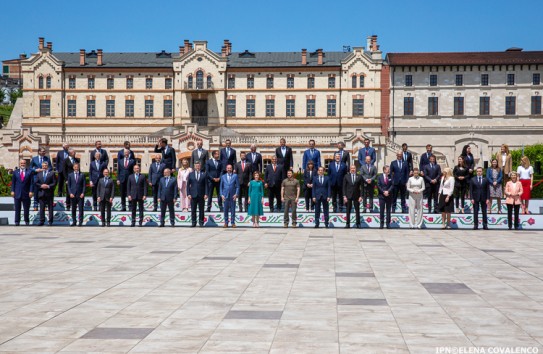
left=406, top=168, right=425, bottom=228
left=176, top=158, right=192, bottom=212
left=438, top=168, right=455, bottom=229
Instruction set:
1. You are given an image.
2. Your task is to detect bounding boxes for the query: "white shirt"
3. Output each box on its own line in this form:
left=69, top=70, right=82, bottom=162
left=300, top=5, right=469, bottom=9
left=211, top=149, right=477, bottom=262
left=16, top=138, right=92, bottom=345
left=438, top=176, right=455, bottom=196
left=517, top=165, right=533, bottom=180
left=501, top=153, right=507, bottom=168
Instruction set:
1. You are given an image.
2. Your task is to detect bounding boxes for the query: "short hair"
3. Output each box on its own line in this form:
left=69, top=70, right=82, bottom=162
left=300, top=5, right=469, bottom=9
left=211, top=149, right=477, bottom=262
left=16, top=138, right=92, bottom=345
left=382, top=165, right=389, bottom=172
left=307, top=160, right=314, bottom=167
left=194, top=161, right=201, bottom=165
left=212, top=150, right=219, bottom=156
left=338, top=142, right=345, bottom=147
left=73, top=163, right=80, bottom=168
left=68, top=148, right=75, bottom=154
left=334, top=152, right=341, bottom=157
left=429, top=154, right=436, bottom=161
left=38, top=147, right=46, bottom=153
left=402, top=143, right=408, bottom=148
left=280, top=138, right=286, bottom=143
left=250, top=144, right=257, bottom=148
left=364, top=138, right=370, bottom=142
left=95, top=151, right=101, bottom=157
left=413, top=167, right=419, bottom=172
left=426, top=144, right=432, bottom=148
left=42, top=161, right=49, bottom=166
left=476, top=166, right=483, bottom=171
left=309, top=139, right=315, bottom=144
left=181, top=158, right=189, bottom=163
left=240, top=151, right=246, bottom=155
left=159, top=138, right=168, bottom=144
left=124, top=141, right=130, bottom=146
left=225, top=138, right=231, bottom=143
left=95, top=140, right=101, bottom=145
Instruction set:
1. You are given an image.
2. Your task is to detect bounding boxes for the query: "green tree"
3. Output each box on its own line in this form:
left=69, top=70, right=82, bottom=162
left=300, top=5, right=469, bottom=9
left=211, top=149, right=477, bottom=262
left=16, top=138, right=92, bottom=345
left=0, top=89, right=5, bottom=104
left=9, top=89, right=22, bottom=105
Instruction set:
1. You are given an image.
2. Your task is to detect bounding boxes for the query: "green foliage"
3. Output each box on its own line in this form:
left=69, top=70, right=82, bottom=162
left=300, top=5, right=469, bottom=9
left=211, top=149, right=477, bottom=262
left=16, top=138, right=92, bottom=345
left=0, top=90, right=4, bottom=103
left=9, top=89, right=22, bottom=105
left=0, top=105, right=14, bottom=126
left=509, top=144, right=543, bottom=171
left=0, top=166, right=13, bottom=196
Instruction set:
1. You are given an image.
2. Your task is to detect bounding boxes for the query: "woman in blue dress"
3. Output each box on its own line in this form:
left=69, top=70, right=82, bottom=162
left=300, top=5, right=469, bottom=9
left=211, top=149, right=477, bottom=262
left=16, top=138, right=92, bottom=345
left=248, top=171, right=264, bottom=228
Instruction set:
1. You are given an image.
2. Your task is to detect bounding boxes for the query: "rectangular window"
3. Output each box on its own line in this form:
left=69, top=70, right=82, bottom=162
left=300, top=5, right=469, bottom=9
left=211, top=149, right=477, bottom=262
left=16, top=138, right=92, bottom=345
left=307, top=77, right=315, bottom=89
left=39, top=99, right=50, bottom=117
left=126, top=77, right=133, bottom=89
left=287, top=77, right=294, bottom=89
left=67, top=99, right=76, bottom=117
left=265, top=99, right=275, bottom=117
left=328, top=77, right=335, bottom=88
left=533, top=73, right=541, bottom=85
left=164, top=99, right=173, bottom=117
left=405, top=74, right=412, bottom=87
left=88, top=78, right=95, bottom=89
left=145, top=100, right=154, bottom=117
left=46, top=77, right=51, bottom=89
left=455, top=74, right=463, bottom=86
left=428, top=97, right=438, bottom=115
left=532, top=96, right=542, bottom=115
left=480, top=97, right=490, bottom=115
left=481, top=74, right=489, bottom=86
left=353, top=99, right=364, bottom=117
left=327, top=99, right=336, bottom=116
left=306, top=99, right=315, bottom=117
left=226, top=99, right=236, bottom=117
left=352, top=76, right=357, bottom=88
left=360, top=76, right=365, bottom=88
left=68, top=77, right=76, bottom=89
left=165, top=78, right=172, bottom=89
left=429, top=74, right=437, bottom=86
left=2, top=65, right=8, bottom=74
left=106, top=99, right=115, bottom=117
left=246, top=99, right=255, bottom=117
left=505, top=96, right=516, bottom=115
left=228, top=77, right=235, bottom=89
left=266, top=77, right=274, bottom=89
left=404, top=97, right=414, bottom=116
left=125, top=100, right=134, bottom=117
left=107, top=78, right=114, bottom=90
left=454, top=97, right=464, bottom=115
left=146, top=78, right=153, bottom=89
left=286, top=99, right=295, bottom=117
left=507, top=73, right=515, bottom=85
left=87, top=99, right=96, bottom=117
left=247, top=76, right=254, bottom=89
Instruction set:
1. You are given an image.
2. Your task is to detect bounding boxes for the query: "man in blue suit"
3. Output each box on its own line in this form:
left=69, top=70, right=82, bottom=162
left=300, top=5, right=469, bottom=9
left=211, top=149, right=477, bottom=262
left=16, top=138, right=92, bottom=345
left=418, top=144, right=434, bottom=174
left=220, top=164, right=239, bottom=228
left=148, top=154, right=166, bottom=212
left=67, top=163, right=86, bottom=226
left=327, top=153, right=347, bottom=212
left=470, top=167, right=490, bottom=230
left=312, top=166, right=331, bottom=228
left=89, top=151, right=108, bottom=211
left=206, top=150, right=223, bottom=212
left=247, top=144, right=263, bottom=174
left=55, top=143, right=69, bottom=198
left=35, top=161, right=56, bottom=226
left=390, top=151, right=409, bottom=213
left=377, top=165, right=394, bottom=229
left=422, top=154, right=441, bottom=213
left=220, top=139, right=237, bottom=174
left=117, top=141, right=135, bottom=165
left=154, top=138, right=176, bottom=171
left=127, top=164, right=147, bottom=227
left=357, top=138, right=376, bottom=167
left=11, top=159, right=34, bottom=226
left=29, top=147, right=52, bottom=210
left=117, top=149, right=136, bottom=211
left=302, top=139, right=321, bottom=171
left=89, top=140, right=109, bottom=166
left=158, top=168, right=178, bottom=227
left=187, top=162, right=208, bottom=227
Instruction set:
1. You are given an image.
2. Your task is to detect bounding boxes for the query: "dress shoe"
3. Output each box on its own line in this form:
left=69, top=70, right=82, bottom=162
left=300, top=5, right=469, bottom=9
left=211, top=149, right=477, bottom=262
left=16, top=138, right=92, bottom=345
left=223, top=224, right=228, bottom=228
left=71, top=222, right=77, bottom=227
left=170, top=224, right=175, bottom=227
left=206, top=208, right=211, bottom=212
left=93, top=206, right=98, bottom=211
left=483, top=226, right=489, bottom=230
left=232, top=224, right=237, bottom=228
left=239, top=207, right=243, bottom=213
left=379, top=225, right=384, bottom=229
left=102, top=223, right=106, bottom=227
left=386, top=225, right=391, bottom=229
left=314, top=225, right=319, bottom=228
left=25, top=222, right=29, bottom=226
left=78, top=223, right=83, bottom=227
left=325, top=224, right=329, bottom=229
left=199, top=223, right=204, bottom=227
left=139, top=222, right=143, bottom=227
left=219, top=207, right=224, bottom=212
left=15, top=223, right=20, bottom=226
left=344, top=224, right=350, bottom=229
left=284, top=224, right=288, bottom=228
left=153, top=208, right=157, bottom=212
left=121, top=208, right=127, bottom=212
left=33, top=207, right=38, bottom=211
left=107, top=222, right=111, bottom=227
left=191, top=224, right=196, bottom=227
left=48, top=222, right=53, bottom=226
left=159, top=224, right=164, bottom=227
left=38, top=222, right=44, bottom=226
left=473, top=227, right=478, bottom=230
left=131, top=223, right=135, bottom=227
left=292, top=224, right=297, bottom=228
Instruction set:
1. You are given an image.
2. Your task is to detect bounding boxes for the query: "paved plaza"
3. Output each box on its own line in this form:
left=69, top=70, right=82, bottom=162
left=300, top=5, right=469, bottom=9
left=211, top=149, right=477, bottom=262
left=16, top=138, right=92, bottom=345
left=0, top=227, right=542, bottom=353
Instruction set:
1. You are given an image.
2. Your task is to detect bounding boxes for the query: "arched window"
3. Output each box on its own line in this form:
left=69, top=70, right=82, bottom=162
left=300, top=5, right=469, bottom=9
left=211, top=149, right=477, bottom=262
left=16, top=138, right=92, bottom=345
left=360, top=75, right=365, bottom=88
left=196, top=70, right=204, bottom=89
left=46, top=76, right=51, bottom=89
left=187, top=75, right=193, bottom=89
left=38, top=76, right=44, bottom=89
left=207, top=75, right=213, bottom=89
left=351, top=76, right=357, bottom=88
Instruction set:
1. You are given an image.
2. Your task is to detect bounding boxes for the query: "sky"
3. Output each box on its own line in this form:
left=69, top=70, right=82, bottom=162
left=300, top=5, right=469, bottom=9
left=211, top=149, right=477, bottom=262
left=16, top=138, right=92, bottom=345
left=1, top=0, right=542, bottom=60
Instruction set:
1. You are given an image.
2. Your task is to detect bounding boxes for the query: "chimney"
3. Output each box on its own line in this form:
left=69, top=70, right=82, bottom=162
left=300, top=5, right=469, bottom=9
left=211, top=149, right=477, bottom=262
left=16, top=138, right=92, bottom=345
left=179, top=45, right=184, bottom=56
left=188, top=42, right=193, bottom=51
left=301, top=49, right=307, bottom=65
left=223, top=40, right=229, bottom=55
left=97, top=49, right=103, bottom=66
left=19, top=53, right=27, bottom=60
left=184, top=39, right=190, bottom=53
left=227, top=41, right=232, bottom=56
left=317, top=49, right=323, bottom=65
left=38, top=37, right=45, bottom=50
left=370, top=35, right=378, bottom=51
left=80, top=49, right=86, bottom=66
left=46, top=42, right=52, bottom=51
left=221, top=46, right=227, bottom=58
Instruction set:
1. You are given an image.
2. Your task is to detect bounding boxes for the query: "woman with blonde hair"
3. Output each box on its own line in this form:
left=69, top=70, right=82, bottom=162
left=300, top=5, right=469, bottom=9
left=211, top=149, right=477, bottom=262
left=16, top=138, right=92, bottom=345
left=406, top=167, right=425, bottom=228
left=517, top=156, right=534, bottom=214
left=505, top=171, right=523, bottom=230
left=487, top=158, right=503, bottom=214
left=438, top=167, right=455, bottom=229
left=497, top=144, right=512, bottom=184
left=176, top=158, right=192, bottom=212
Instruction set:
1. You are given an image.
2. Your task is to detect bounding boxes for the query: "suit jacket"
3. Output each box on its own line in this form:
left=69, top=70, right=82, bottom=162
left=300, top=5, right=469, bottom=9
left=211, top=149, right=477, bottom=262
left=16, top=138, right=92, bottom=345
left=89, top=160, right=108, bottom=185
left=117, top=158, right=136, bottom=183
left=63, top=156, right=80, bottom=180
left=190, top=148, right=209, bottom=171
left=55, top=149, right=69, bottom=173
left=462, top=154, right=475, bottom=174
left=312, top=175, right=331, bottom=200
left=149, top=162, right=166, bottom=186
left=117, top=149, right=135, bottom=163
left=302, top=148, right=321, bottom=170
left=220, top=173, right=240, bottom=199
left=264, top=164, right=283, bottom=187
left=497, top=153, right=513, bottom=176
left=154, top=145, right=176, bottom=170
left=470, top=176, right=490, bottom=202
left=377, top=174, right=394, bottom=199
left=97, top=177, right=114, bottom=201
left=303, top=169, right=317, bottom=188
left=419, top=151, right=433, bottom=171
left=187, top=171, right=209, bottom=198
left=30, top=156, right=52, bottom=174
left=486, top=168, right=503, bottom=184
left=234, top=160, right=252, bottom=185
left=275, top=146, right=293, bottom=170
left=89, top=148, right=109, bottom=166
left=157, top=176, right=178, bottom=202
left=11, top=169, right=34, bottom=200
left=343, top=173, right=363, bottom=200
left=127, top=173, right=148, bottom=200
left=327, top=162, right=348, bottom=187
left=360, top=163, right=377, bottom=184
left=205, top=159, right=223, bottom=182
left=357, top=147, right=376, bottom=166
left=337, top=150, right=351, bottom=166
left=220, top=147, right=237, bottom=171
left=35, top=170, right=56, bottom=198
left=390, top=159, right=409, bottom=185
left=401, top=151, right=413, bottom=172
left=246, top=151, right=263, bottom=173
left=67, top=172, right=86, bottom=196
left=423, top=163, right=442, bottom=185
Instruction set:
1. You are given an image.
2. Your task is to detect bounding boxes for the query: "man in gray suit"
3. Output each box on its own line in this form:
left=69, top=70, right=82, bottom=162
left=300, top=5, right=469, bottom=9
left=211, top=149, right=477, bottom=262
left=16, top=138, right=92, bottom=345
left=190, top=141, right=208, bottom=171
left=97, top=168, right=115, bottom=227
left=360, top=155, right=377, bottom=212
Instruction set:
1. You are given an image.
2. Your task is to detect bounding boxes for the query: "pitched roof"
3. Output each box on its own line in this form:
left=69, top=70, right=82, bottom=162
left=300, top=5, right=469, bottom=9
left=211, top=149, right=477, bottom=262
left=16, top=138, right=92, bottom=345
left=54, top=52, right=178, bottom=68
left=227, top=51, right=349, bottom=67
left=386, top=51, right=543, bottom=66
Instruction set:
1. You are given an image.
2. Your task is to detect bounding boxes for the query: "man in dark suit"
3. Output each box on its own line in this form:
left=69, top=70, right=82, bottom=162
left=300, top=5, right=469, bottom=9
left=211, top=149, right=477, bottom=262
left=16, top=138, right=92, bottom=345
left=302, top=139, right=321, bottom=171
left=401, top=143, right=414, bottom=176
left=234, top=152, right=252, bottom=212
left=63, top=149, right=79, bottom=211
left=148, top=154, right=165, bottom=212
left=89, top=140, right=109, bottom=166
left=29, top=147, right=52, bottom=210
left=377, top=165, right=394, bottom=229
left=357, top=138, right=376, bottom=167
left=154, top=138, right=176, bottom=171
left=117, top=141, right=135, bottom=164
left=67, top=163, right=86, bottom=226
left=55, top=143, right=69, bottom=198
left=390, top=151, right=409, bottom=213
left=470, top=167, right=490, bottom=230
left=246, top=144, right=262, bottom=174
left=205, top=150, right=223, bottom=212
left=422, top=155, right=441, bottom=213
left=97, top=168, right=114, bottom=227
left=343, top=164, right=363, bottom=229
left=418, top=144, right=433, bottom=176
left=190, top=141, right=208, bottom=171
left=127, top=164, right=147, bottom=227
left=276, top=138, right=293, bottom=180
left=265, top=156, right=283, bottom=212
left=220, top=164, right=240, bottom=228
left=328, top=153, right=347, bottom=213
left=337, top=142, right=350, bottom=166
left=35, top=161, right=56, bottom=226
left=187, top=162, right=208, bottom=227
left=117, top=149, right=135, bottom=212
left=11, top=159, right=34, bottom=226
left=158, top=168, right=178, bottom=227
left=89, top=151, right=108, bottom=211
left=220, top=139, right=237, bottom=173
left=312, top=167, right=331, bottom=228
left=360, top=155, right=377, bottom=212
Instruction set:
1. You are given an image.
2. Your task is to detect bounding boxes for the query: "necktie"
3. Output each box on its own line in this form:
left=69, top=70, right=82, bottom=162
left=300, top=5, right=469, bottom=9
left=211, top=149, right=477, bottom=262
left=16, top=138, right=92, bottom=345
left=20, top=170, right=25, bottom=181
left=70, top=158, right=74, bottom=164
left=367, top=164, right=370, bottom=171
left=125, top=159, right=128, bottom=168
left=242, top=161, right=245, bottom=171
left=227, top=148, right=230, bottom=157
left=282, top=147, right=285, bottom=157
left=96, top=161, right=99, bottom=171
left=320, top=176, right=323, bottom=184
left=479, top=177, right=482, bottom=184
left=214, top=160, right=217, bottom=168
left=135, top=174, right=139, bottom=183
left=166, top=177, right=169, bottom=185
left=165, top=147, right=168, bottom=154
left=252, top=153, right=256, bottom=162
left=399, top=161, right=402, bottom=170
left=198, top=149, right=201, bottom=158
left=75, top=173, right=78, bottom=183
left=352, top=174, right=355, bottom=184
left=365, top=150, right=368, bottom=156
left=39, top=157, right=42, bottom=165
left=431, top=163, right=434, bottom=170
left=273, top=165, right=276, bottom=172
left=384, top=175, right=388, bottom=184
left=104, top=178, right=108, bottom=186
left=310, top=171, right=312, bottom=179
left=404, top=152, right=407, bottom=161
left=228, top=174, right=231, bottom=182
left=311, top=149, right=314, bottom=156
left=43, top=171, right=46, bottom=180
left=336, top=163, right=339, bottom=171
left=196, top=172, right=200, bottom=181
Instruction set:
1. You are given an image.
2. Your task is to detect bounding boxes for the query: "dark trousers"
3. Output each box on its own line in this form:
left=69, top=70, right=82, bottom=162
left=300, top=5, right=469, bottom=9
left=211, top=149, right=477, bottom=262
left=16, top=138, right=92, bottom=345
left=119, top=181, right=128, bottom=210
left=207, top=181, right=222, bottom=210
left=191, top=196, right=205, bottom=225
left=238, top=183, right=249, bottom=211
left=223, top=197, right=236, bottom=225
left=363, top=182, right=374, bottom=211
left=131, top=198, right=144, bottom=224
left=473, top=199, right=488, bottom=228
left=14, top=197, right=31, bottom=224
left=152, top=184, right=159, bottom=209
left=268, top=185, right=281, bottom=212
left=100, top=200, right=112, bottom=224
left=427, top=182, right=440, bottom=212
left=91, top=184, right=99, bottom=208
left=33, top=177, right=39, bottom=207
left=379, top=197, right=392, bottom=227
left=160, top=200, right=175, bottom=225
left=304, top=187, right=314, bottom=211
left=71, top=196, right=84, bottom=224
left=455, top=182, right=468, bottom=210
left=331, top=184, right=344, bottom=212
left=57, top=173, right=65, bottom=197
left=345, top=198, right=360, bottom=226
left=507, top=204, right=520, bottom=229
left=314, top=197, right=329, bottom=226
left=393, top=184, right=407, bottom=212
left=64, top=180, right=71, bottom=208
left=39, top=196, right=54, bottom=224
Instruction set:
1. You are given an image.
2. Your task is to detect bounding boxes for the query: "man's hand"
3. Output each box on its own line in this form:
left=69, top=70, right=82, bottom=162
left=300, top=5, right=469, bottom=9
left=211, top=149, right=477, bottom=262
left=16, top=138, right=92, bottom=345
left=188, top=195, right=192, bottom=200
left=142, top=196, right=147, bottom=201
left=98, top=197, right=101, bottom=203
left=358, top=197, right=362, bottom=202
left=265, top=183, right=268, bottom=188
left=486, top=200, right=489, bottom=205
left=343, top=196, right=348, bottom=203
left=312, top=198, right=316, bottom=203
left=384, top=191, right=389, bottom=197
left=80, top=193, right=84, bottom=199
left=29, top=192, right=34, bottom=198
left=204, top=195, right=208, bottom=200
left=233, top=195, right=237, bottom=201
left=128, top=196, right=132, bottom=201
left=90, top=182, right=94, bottom=187
left=327, top=198, right=330, bottom=202
left=117, top=180, right=120, bottom=185
left=70, top=194, right=75, bottom=198
left=109, top=198, right=113, bottom=203
left=221, top=196, right=225, bottom=201
left=158, top=199, right=161, bottom=203
left=281, top=197, right=285, bottom=202
left=10, top=192, right=14, bottom=197
left=149, top=182, right=152, bottom=186
left=471, top=199, right=475, bottom=204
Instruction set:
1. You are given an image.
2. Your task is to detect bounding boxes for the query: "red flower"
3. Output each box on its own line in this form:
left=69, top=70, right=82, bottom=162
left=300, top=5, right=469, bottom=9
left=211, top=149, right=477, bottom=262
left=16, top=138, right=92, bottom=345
left=366, top=217, right=372, bottom=223
left=427, top=217, right=434, bottom=222
left=528, top=218, right=535, bottom=225
left=262, top=216, right=267, bottom=221
left=121, top=216, right=126, bottom=222
left=180, top=215, right=186, bottom=221
left=451, top=219, right=457, bottom=224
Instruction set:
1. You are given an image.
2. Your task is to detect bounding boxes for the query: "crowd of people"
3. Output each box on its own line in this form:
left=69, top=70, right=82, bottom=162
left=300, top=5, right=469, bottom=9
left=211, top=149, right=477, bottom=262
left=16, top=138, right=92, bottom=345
left=10, top=138, right=535, bottom=230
